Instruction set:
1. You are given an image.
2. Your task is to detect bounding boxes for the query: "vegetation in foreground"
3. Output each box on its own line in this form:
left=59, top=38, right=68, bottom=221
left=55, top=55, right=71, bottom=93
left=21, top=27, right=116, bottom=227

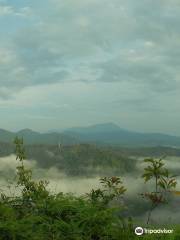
left=0, top=137, right=180, bottom=240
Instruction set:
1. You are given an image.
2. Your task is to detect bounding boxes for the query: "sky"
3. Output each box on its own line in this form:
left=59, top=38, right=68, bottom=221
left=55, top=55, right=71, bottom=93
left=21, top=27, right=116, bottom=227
left=0, top=0, right=180, bottom=135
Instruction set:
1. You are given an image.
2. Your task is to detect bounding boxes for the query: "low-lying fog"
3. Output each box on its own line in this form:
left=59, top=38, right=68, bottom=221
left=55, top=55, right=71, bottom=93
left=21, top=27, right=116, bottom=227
left=0, top=154, right=102, bottom=195
left=0, top=154, right=180, bottom=225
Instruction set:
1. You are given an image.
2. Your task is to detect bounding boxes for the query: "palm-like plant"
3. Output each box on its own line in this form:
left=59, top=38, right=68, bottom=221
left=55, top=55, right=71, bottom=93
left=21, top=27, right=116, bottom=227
left=141, top=157, right=177, bottom=224
left=142, top=157, right=165, bottom=192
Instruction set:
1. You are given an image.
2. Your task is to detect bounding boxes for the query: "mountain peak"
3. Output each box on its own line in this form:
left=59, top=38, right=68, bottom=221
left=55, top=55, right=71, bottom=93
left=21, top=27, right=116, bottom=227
left=17, top=128, right=39, bottom=134
left=89, top=122, right=121, bottom=131
left=92, top=122, right=119, bottom=128
left=65, top=122, right=123, bottom=134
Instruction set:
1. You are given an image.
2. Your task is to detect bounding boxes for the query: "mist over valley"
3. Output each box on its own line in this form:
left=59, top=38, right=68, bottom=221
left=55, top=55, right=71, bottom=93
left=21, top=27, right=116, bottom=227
left=1, top=138, right=180, bottom=224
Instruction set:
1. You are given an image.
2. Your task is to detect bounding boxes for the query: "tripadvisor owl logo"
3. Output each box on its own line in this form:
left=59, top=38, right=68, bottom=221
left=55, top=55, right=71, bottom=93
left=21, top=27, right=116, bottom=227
left=135, top=227, right=144, bottom=235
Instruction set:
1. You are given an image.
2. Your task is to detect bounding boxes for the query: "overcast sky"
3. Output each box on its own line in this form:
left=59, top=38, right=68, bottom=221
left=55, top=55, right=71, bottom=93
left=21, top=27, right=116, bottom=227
left=0, top=0, right=180, bottom=135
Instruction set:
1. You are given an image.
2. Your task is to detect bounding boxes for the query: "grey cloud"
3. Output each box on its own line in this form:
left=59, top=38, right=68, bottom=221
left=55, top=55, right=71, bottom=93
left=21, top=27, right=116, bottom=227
left=97, top=60, right=175, bottom=92
left=112, top=98, right=164, bottom=113
left=1, top=0, right=180, bottom=98
left=0, top=3, right=31, bottom=17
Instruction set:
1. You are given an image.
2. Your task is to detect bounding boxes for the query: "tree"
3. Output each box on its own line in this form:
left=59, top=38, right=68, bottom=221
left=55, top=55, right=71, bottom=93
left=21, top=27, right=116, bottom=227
left=141, top=157, right=177, bottom=224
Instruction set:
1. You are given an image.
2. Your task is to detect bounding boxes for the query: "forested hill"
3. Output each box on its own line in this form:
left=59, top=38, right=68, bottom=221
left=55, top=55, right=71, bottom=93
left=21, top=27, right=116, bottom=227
left=0, top=142, right=135, bottom=176
left=1, top=141, right=180, bottom=176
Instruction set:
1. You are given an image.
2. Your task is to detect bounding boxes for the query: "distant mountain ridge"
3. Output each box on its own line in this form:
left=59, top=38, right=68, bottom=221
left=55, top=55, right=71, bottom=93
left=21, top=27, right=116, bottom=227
left=0, top=128, right=77, bottom=145
left=0, top=123, right=180, bottom=147
left=63, top=123, right=180, bottom=147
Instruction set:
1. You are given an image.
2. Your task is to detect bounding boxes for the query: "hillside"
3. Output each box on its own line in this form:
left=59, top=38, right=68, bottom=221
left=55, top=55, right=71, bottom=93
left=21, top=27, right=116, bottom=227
left=0, top=142, right=136, bottom=176
left=1, top=140, right=180, bottom=177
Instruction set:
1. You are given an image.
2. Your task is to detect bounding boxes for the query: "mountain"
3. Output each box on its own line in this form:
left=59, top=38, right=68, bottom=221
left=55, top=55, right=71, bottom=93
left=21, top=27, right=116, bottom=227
left=0, top=129, right=77, bottom=145
left=66, top=123, right=123, bottom=133
left=45, top=128, right=64, bottom=134
left=63, top=123, right=180, bottom=147
left=1, top=123, right=180, bottom=147
left=0, top=129, right=15, bottom=143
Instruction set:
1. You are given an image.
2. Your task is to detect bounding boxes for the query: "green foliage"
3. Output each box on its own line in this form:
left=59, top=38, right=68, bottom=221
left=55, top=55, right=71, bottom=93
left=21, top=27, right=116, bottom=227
left=0, top=138, right=179, bottom=239
left=14, top=137, right=49, bottom=202
left=87, top=177, right=126, bottom=207
left=0, top=138, right=133, bottom=240
left=158, top=169, right=177, bottom=191
left=141, top=157, right=177, bottom=224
